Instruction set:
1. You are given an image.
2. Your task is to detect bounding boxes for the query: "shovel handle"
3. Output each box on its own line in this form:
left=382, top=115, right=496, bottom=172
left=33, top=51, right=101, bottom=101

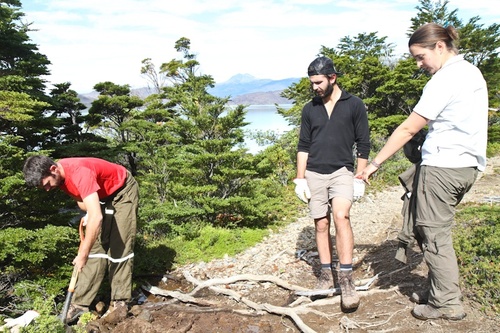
left=61, top=217, right=84, bottom=323
left=60, top=265, right=79, bottom=324
left=68, top=265, right=79, bottom=293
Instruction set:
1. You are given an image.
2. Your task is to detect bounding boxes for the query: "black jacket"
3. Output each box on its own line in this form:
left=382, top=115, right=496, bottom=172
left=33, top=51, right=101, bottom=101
left=298, top=90, right=370, bottom=173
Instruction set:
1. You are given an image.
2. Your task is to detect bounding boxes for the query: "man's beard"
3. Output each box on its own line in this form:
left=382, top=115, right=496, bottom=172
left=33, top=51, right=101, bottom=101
left=53, top=173, right=63, bottom=187
left=316, top=82, right=334, bottom=98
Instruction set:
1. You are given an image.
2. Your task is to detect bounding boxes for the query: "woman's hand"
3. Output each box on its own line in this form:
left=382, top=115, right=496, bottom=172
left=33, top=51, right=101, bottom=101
left=355, top=163, right=379, bottom=185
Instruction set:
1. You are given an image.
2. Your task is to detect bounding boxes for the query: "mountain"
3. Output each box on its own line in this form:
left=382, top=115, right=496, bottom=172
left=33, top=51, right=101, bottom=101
left=226, top=90, right=292, bottom=105
left=78, top=74, right=301, bottom=107
left=207, top=73, right=300, bottom=100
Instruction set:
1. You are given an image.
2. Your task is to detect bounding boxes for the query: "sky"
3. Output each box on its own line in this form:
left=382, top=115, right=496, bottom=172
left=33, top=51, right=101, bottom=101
left=20, top=0, right=500, bottom=93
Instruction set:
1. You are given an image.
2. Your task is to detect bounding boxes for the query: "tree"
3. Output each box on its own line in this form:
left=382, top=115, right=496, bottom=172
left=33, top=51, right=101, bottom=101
left=47, top=82, right=110, bottom=158
left=408, top=0, right=461, bottom=34
left=122, top=93, right=178, bottom=214
left=280, top=32, right=402, bottom=122
left=87, top=82, right=144, bottom=174
left=0, top=1, right=72, bottom=229
left=132, top=38, right=284, bottom=234
left=158, top=38, right=254, bottom=227
left=0, top=0, right=50, bottom=98
left=140, top=57, right=168, bottom=94
left=459, top=18, right=500, bottom=108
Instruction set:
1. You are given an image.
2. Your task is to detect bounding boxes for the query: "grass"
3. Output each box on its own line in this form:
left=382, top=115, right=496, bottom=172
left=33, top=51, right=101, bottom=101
left=169, top=225, right=270, bottom=265
left=133, top=224, right=274, bottom=277
left=454, top=204, right=500, bottom=314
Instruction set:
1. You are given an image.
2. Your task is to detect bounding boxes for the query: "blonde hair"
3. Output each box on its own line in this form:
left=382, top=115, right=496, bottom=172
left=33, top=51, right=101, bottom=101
left=409, top=23, right=459, bottom=54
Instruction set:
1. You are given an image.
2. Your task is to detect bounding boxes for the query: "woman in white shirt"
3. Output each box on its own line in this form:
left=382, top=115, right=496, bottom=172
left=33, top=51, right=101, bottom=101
left=358, top=22, right=488, bottom=321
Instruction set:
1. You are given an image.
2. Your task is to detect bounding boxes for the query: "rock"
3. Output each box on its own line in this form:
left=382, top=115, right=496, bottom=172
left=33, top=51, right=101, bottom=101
left=95, top=301, right=106, bottom=315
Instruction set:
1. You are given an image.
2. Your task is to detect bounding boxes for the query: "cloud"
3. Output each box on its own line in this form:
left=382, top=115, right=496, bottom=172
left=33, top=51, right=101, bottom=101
left=22, top=0, right=498, bottom=93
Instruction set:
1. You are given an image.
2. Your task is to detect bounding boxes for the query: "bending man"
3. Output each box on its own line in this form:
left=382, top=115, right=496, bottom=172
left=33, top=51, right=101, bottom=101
left=23, top=155, right=139, bottom=323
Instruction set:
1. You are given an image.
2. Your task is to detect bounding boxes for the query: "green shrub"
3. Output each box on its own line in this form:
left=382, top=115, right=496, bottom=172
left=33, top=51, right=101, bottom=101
left=4, top=283, right=66, bottom=333
left=454, top=204, right=500, bottom=313
left=0, top=225, right=78, bottom=272
left=0, top=225, right=79, bottom=315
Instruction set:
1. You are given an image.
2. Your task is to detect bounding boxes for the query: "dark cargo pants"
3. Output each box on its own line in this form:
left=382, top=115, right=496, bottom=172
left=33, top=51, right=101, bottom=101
left=73, top=171, right=139, bottom=306
left=415, top=165, right=477, bottom=313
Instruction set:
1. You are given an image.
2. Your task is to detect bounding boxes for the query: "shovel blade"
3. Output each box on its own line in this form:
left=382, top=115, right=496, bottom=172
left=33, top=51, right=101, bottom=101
left=59, top=266, right=79, bottom=324
left=59, top=290, right=74, bottom=324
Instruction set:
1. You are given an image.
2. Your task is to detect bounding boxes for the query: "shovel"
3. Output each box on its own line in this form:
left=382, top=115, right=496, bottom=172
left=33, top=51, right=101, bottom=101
left=60, top=217, right=85, bottom=324
left=60, top=265, right=79, bottom=324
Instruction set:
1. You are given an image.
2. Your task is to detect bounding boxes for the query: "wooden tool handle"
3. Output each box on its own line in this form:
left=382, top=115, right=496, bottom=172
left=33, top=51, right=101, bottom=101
left=68, top=265, right=79, bottom=293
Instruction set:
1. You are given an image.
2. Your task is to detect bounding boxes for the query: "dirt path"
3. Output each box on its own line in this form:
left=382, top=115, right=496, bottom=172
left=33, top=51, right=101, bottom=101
left=104, top=156, right=500, bottom=333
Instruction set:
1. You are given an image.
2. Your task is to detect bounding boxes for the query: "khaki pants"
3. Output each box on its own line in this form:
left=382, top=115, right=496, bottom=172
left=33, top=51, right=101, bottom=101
left=415, top=165, right=477, bottom=312
left=305, top=167, right=353, bottom=219
left=73, top=171, right=139, bottom=306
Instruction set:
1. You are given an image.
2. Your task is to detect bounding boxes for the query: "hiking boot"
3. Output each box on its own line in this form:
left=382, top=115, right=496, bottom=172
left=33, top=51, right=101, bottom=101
left=315, top=269, right=334, bottom=290
left=411, top=304, right=466, bottom=321
left=338, top=270, right=360, bottom=310
left=101, top=300, right=128, bottom=324
left=65, top=304, right=88, bottom=324
left=410, top=289, right=429, bottom=304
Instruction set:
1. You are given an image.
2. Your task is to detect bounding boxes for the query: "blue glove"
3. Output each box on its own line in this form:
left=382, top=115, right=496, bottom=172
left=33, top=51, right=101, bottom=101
left=293, top=178, right=311, bottom=203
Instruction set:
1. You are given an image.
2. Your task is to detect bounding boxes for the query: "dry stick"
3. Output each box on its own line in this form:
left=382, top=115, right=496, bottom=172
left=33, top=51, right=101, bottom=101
left=142, top=283, right=217, bottom=306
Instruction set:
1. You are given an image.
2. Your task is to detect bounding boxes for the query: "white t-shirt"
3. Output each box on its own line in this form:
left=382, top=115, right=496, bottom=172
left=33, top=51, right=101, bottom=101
left=414, top=55, right=488, bottom=171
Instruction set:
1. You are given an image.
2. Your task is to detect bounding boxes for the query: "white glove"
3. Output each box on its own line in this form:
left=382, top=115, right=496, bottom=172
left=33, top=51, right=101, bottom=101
left=293, top=178, right=311, bottom=203
left=353, top=178, right=365, bottom=201
left=1, top=310, right=39, bottom=329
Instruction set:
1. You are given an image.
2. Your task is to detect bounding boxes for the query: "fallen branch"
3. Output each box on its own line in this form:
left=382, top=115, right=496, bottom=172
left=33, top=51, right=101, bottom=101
left=142, top=283, right=216, bottom=306
left=183, top=271, right=323, bottom=333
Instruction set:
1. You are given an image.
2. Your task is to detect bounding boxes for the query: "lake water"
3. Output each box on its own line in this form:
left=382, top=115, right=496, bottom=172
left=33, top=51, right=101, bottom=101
left=241, top=104, right=294, bottom=153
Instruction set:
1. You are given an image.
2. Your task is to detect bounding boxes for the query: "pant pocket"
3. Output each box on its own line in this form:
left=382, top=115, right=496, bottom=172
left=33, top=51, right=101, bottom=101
left=417, top=226, right=438, bottom=255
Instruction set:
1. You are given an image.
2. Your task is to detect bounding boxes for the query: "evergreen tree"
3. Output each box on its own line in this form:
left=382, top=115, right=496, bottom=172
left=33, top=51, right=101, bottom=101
left=46, top=82, right=110, bottom=158
left=0, top=0, right=71, bottom=228
left=86, top=82, right=144, bottom=173
left=133, top=38, right=283, bottom=234
left=408, top=0, right=461, bottom=33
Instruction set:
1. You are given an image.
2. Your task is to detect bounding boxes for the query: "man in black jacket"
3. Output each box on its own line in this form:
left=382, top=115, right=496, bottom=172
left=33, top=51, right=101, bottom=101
left=293, top=56, right=370, bottom=311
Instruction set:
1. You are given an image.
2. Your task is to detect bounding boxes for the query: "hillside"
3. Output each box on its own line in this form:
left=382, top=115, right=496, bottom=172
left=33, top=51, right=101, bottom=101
left=78, top=74, right=300, bottom=107
left=227, top=90, right=292, bottom=105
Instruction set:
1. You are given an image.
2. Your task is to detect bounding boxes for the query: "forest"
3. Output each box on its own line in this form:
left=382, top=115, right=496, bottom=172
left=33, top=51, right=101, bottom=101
left=1, top=0, right=499, bottom=330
